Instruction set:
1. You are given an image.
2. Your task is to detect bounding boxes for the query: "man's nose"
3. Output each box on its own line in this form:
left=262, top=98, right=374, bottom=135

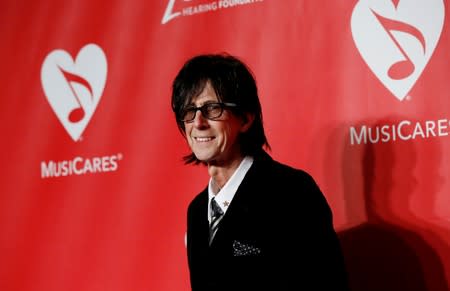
left=192, top=110, right=209, bottom=128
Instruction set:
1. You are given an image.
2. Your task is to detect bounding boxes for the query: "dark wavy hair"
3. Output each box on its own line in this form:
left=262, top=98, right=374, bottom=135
left=171, top=53, right=270, bottom=164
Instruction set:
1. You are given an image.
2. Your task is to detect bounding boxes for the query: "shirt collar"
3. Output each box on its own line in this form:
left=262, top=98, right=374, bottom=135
left=208, top=156, right=254, bottom=220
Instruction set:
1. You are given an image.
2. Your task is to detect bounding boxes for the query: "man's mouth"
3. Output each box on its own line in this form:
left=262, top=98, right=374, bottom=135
left=194, top=137, right=214, bottom=142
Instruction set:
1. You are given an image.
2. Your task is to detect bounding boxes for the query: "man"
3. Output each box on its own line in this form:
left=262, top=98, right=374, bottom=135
left=171, top=53, right=349, bottom=291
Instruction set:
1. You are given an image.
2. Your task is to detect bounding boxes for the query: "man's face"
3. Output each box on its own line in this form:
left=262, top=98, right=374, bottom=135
left=184, top=82, right=249, bottom=167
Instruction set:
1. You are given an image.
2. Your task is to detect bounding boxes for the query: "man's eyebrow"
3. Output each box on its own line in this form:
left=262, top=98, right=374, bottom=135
left=186, top=99, right=219, bottom=107
left=202, top=100, right=219, bottom=105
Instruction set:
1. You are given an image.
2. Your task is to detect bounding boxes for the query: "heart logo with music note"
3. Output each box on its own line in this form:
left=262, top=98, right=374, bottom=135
left=41, top=44, right=107, bottom=141
left=351, top=0, right=445, bottom=101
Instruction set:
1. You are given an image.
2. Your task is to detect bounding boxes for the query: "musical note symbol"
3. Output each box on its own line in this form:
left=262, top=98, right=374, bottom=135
left=58, top=66, right=93, bottom=123
left=391, top=0, right=400, bottom=9
left=371, top=9, right=426, bottom=80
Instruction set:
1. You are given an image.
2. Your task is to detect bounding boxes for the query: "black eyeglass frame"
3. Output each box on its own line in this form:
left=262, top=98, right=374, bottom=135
left=179, top=102, right=238, bottom=122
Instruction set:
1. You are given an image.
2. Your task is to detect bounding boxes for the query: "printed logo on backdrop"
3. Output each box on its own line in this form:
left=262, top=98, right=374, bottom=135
left=351, top=0, right=445, bottom=101
left=349, top=1, right=448, bottom=146
left=41, top=43, right=107, bottom=141
left=40, top=44, right=123, bottom=178
left=162, top=0, right=264, bottom=24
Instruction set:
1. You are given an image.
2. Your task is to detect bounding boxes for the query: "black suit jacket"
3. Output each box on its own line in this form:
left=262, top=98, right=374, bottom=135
left=186, top=152, right=349, bottom=291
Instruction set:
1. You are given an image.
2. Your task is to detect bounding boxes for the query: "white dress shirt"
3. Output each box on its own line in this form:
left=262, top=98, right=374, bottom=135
left=207, top=156, right=254, bottom=223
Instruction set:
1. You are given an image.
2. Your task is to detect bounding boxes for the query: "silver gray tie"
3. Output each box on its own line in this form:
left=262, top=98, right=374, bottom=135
left=209, top=197, right=224, bottom=245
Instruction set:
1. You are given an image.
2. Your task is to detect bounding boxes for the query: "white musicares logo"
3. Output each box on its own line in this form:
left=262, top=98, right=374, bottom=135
left=351, top=0, right=445, bottom=101
left=41, top=44, right=107, bottom=141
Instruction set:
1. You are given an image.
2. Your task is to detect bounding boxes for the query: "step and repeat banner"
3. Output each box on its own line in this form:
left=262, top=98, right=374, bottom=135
left=1, top=0, right=449, bottom=290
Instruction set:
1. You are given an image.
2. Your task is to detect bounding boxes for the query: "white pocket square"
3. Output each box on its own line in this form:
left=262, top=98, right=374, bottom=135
left=232, top=240, right=261, bottom=256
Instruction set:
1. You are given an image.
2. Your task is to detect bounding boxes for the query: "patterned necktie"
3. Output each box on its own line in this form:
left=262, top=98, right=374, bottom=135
left=209, top=197, right=224, bottom=245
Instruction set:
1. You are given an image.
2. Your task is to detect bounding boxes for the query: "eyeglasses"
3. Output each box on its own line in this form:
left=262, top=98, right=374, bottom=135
left=179, top=102, right=237, bottom=122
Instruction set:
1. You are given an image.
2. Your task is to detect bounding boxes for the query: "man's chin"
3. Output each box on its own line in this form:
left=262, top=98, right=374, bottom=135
left=193, top=153, right=213, bottom=163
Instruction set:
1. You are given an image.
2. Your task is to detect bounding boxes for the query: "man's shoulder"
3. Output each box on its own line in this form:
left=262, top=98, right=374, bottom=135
left=250, top=153, right=328, bottom=211
left=187, top=187, right=208, bottom=211
left=253, top=151, right=313, bottom=182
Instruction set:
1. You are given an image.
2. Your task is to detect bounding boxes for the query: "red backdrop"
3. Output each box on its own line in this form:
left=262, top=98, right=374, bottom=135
left=0, top=0, right=449, bottom=290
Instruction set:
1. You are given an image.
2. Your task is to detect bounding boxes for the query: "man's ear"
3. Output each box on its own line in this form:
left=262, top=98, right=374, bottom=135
left=240, top=112, right=255, bottom=133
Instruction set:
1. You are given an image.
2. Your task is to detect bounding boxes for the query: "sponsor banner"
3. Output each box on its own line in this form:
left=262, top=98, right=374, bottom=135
left=0, top=1, right=449, bottom=291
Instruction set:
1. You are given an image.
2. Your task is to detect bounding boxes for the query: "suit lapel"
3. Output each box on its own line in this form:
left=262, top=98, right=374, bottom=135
left=210, top=154, right=272, bottom=248
left=189, top=190, right=210, bottom=252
